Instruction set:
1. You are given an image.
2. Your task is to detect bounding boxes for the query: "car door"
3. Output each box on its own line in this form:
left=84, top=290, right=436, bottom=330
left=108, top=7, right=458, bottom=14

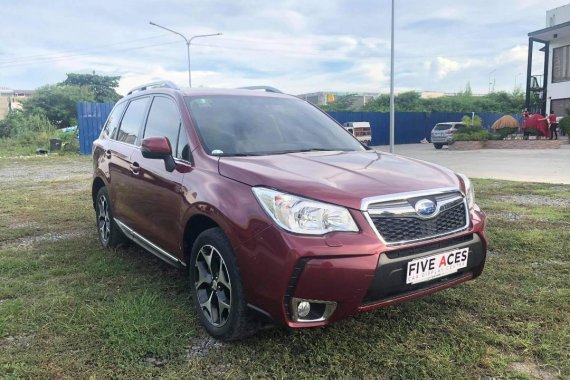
left=128, top=95, right=192, bottom=257
left=110, top=96, right=151, bottom=227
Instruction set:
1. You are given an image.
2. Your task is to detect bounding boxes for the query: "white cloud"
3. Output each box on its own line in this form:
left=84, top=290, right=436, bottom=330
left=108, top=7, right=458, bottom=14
left=431, top=57, right=476, bottom=79
left=495, top=45, right=528, bottom=64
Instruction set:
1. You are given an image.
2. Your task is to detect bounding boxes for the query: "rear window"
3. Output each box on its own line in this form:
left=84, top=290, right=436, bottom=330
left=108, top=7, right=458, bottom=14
left=434, top=124, right=452, bottom=130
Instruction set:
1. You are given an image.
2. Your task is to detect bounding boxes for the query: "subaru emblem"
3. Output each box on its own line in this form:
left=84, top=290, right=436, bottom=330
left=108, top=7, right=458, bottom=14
left=415, top=199, right=437, bottom=217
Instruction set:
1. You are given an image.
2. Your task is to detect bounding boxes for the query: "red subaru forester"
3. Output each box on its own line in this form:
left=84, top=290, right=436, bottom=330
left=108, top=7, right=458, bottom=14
left=92, top=81, right=486, bottom=341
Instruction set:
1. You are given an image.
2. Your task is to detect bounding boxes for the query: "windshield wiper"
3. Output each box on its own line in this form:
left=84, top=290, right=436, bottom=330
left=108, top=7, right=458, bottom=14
left=283, top=148, right=351, bottom=153
left=215, top=152, right=264, bottom=157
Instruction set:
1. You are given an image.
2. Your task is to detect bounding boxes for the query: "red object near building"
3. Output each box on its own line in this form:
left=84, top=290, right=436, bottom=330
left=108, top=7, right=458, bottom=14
left=522, top=114, right=550, bottom=137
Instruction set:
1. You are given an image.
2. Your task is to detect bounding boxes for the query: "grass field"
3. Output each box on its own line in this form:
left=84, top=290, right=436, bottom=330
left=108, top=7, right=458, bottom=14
left=0, top=155, right=568, bottom=379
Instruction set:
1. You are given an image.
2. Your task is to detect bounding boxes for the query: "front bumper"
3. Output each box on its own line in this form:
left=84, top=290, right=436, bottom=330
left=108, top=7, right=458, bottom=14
left=238, top=209, right=487, bottom=328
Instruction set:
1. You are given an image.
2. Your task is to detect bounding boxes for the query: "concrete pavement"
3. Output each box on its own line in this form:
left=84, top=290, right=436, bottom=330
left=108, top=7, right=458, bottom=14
left=374, top=143, right=570, bottom=184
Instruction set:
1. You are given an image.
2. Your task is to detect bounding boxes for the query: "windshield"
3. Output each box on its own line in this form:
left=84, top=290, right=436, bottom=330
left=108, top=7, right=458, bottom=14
left=434, top=124, right=452, bottom=130
left=185, top=95, right=365, bottom=156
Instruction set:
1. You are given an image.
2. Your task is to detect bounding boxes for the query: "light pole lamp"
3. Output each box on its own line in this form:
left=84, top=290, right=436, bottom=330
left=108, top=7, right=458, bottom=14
left=149, top=21, right=222, bottom=88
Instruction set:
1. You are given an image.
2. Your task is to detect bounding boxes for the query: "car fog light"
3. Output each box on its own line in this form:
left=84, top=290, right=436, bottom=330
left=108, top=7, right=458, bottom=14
left=297, top=301, right=311, bottom=318
left=291, top=297, right=337, bottom=322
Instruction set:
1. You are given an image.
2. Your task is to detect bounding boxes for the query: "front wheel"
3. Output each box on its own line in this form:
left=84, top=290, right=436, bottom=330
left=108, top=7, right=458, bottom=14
left=434, top=143, right=443, bottom=149
left=189, top=228, right=257, bottom=341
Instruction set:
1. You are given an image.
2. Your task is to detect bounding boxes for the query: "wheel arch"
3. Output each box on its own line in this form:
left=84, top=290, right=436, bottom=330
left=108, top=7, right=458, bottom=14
left=182, top=212, right=222, bottom=264
left=92, top=176, right=107, bottom=209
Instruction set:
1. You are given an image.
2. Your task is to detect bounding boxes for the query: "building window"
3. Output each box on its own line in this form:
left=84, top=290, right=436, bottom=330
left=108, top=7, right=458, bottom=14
left=550, top=98, right=570, bottom=116
left=552, top=45, right=570, bottom=82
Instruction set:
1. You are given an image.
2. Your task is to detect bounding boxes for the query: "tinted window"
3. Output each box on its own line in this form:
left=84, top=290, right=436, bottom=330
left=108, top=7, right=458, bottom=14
left=144, top=97, right=182, bottom=154
left=103, top=101, right=126, bottom=139
left=434, top=124, right=452, bottom=130
left=553, top=44, right=570, bottom=83
left=455, top=124, right=466, bottom=129
left=117, top=97, right=149, bottom=145
left=185, top=95, right=364, bottom=156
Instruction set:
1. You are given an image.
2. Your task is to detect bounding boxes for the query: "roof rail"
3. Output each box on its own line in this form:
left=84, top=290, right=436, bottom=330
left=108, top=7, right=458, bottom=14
left=238, top=86, right=283, bottom=94
left=127, top=80, right=179, bottom=95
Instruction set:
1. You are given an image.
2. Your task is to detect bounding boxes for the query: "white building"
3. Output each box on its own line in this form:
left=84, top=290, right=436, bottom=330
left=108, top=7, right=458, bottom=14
left=526, top=4, right=570, bottom=116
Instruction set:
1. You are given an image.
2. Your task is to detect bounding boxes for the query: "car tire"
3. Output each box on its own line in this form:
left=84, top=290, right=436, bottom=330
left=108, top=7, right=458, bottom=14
left=189, top=227, right=257, bottom=341
left=434, top=143, right=443, bottom=149
left=95, top=187, right=127, bottom=248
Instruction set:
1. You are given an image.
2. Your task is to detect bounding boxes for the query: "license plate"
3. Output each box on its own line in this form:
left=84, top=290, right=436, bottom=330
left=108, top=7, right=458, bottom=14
left=406, top=248, right=469, bottom=285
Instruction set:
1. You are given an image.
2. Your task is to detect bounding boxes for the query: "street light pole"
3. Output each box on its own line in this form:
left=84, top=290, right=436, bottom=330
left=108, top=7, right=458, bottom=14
left=488, top=69, right=496, bottom=93
left=389, top=0, right=395, bottom=153
left=149, top=21, right=222, bottom=87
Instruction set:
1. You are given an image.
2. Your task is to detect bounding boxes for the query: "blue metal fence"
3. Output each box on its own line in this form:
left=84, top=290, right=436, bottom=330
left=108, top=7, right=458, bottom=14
left=77, top=102, right=114, bottom=155
left=76, top=101, right=511, bottom=154
left=327, top=111, right=507, bottom=145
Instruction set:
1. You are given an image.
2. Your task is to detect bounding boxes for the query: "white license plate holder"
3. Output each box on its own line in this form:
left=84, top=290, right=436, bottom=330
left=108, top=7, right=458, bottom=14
left=406, top=248, right=469, bottom=285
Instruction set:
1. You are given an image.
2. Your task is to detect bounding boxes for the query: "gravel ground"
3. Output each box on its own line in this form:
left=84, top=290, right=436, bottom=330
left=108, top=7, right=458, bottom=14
left=0, top=156, right=91, bottom=183
left=494, top=194, right=570, bottom=207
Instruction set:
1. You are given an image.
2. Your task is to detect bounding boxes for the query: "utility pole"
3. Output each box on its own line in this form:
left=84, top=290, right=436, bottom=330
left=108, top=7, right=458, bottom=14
left=389, top=0, right=395, bottom=153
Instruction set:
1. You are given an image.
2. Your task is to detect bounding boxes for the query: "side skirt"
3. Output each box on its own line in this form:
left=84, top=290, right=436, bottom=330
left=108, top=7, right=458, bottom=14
left=114, top=218, right=186, bottom=268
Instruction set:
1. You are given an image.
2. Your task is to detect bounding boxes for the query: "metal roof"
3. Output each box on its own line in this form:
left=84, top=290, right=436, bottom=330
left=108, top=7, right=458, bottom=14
left=528, top=21, right=570, bottom=41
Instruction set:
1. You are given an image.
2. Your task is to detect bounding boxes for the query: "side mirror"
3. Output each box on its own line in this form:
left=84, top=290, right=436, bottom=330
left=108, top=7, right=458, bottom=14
left=141, top=136, right=176, bottom=172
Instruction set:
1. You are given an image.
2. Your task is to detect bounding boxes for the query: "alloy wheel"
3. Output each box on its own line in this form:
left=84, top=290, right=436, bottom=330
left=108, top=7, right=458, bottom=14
left=194, top=244, right=232, bottom=327
left=97, top=195, right=111, bottom=243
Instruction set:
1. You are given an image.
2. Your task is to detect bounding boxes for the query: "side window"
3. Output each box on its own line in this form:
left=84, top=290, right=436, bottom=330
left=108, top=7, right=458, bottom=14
left=116, top=97, right=149, bottom=145
left=103, top=102, right=126, bottom=139
left=144, top=97, right=182, bottom=155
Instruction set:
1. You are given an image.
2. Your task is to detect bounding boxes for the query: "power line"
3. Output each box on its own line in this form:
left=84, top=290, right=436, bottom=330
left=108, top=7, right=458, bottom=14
left=0, top=33, right=175, bottom=65
left=0, top=40, right=182, bottom=68
left=0, top=35, right=518, bottom=69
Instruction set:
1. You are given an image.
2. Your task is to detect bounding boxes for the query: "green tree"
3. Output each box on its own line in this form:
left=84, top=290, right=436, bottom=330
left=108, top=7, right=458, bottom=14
left=393, top=91, right=424, bottom=111
left=61, top=73, right=121, bottom=103
left=463, top=82, right=473, bottom=96
left=23, top=85, right=96, bottom=128
left=362, top=94, right=390, bottom=112
left=461, top=114, right=482, bottom=127
left=0, top=110, right=54, bottom=138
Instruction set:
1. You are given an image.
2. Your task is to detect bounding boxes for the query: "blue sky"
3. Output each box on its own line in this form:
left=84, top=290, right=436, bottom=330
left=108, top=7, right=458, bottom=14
left=0, top=0, right=567, bottom=95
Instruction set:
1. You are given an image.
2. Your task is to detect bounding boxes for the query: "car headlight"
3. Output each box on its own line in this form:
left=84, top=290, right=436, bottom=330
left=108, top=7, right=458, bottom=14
left=457, top=173, right=475, bottom=210
left=252, top=187, right=359, bottom=235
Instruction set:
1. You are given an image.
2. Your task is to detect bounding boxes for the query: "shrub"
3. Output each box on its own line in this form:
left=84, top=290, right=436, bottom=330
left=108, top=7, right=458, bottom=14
left=494, top=126, right=518, bottom=139
left=454, top=126, right=490, bottom=141
left=559, top=116, right=570, bottom=135
left=461, top=114, right=483, bottom=127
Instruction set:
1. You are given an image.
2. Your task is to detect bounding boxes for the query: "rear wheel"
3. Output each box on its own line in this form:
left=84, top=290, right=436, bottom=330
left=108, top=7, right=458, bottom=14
left=95, top=187, right=126, bottom=248
left=189, top=228, right=257, bottom=341
left=434, top=143, right=443, bottom=149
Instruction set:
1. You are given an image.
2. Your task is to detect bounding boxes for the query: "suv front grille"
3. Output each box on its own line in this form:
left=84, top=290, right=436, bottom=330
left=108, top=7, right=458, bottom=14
left=365, top=190, right=469, bottom=246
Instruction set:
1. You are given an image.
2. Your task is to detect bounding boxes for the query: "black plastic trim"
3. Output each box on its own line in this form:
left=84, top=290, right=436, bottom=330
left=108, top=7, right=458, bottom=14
left=283, top=258, right=310, bottom=320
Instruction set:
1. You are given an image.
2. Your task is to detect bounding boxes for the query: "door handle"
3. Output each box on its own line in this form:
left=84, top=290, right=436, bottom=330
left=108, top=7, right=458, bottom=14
left=129, top=162, right=140, bottom=175
left=105, top=149, right=112, bottom=159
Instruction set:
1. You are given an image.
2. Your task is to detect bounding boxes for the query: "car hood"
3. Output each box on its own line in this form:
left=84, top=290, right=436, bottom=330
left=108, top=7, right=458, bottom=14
left=218, top=150, right=461, bottom=210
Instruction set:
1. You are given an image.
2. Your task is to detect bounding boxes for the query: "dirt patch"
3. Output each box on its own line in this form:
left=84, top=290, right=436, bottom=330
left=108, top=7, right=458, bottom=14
left=494, top=195, right=570, bottom=208
left=0, top=231, right=89, bottom=249
left=186, top=334, right=224, bottom=358
left=145, top=357, right=168, bottom=367
left=494, top=211, right=524, bottom=221
left=8, top=221, right=40, bottom=229
left=508, top=361, right=559, bottom=380
left=0, top=335, right=34, bottom=350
